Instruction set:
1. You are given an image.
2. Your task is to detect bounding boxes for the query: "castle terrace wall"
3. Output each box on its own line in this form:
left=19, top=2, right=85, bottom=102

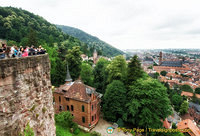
left=0, top=54, right=55, bottom=136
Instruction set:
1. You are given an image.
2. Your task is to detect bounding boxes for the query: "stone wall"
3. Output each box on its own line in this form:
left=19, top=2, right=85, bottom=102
left=0, top=54, right=56, bottom=136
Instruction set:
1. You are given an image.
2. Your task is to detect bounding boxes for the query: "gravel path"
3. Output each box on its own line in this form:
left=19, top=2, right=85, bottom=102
left=91, top=117, right=132, bottom=136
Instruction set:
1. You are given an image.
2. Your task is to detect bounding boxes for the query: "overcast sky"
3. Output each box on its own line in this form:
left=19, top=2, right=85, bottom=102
left=1, top=0, right=200, bottom=50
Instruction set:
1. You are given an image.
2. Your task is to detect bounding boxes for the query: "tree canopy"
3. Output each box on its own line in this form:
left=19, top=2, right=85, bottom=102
left=80, top=62, right=93, bottom=86
left=179, top=101, right=189, bottom=115
left=106, top=55, right=127, bottom=83
left=93, top=58, right=109, bottom=94
left=181, top=84, right=193, bottom=93
left=66, top=46, right=82, bottom=80
left=160, top=71, right=168, bottom=76
left=103, top=80, right=127, bottom=122
left=127, top=55, right=144, bottom=85
left=125, top=78, right=172, bottom=128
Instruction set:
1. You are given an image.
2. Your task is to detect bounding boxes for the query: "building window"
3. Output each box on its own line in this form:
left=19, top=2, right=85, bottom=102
left=62, top=90, right=66, bottom=93
left=92, top=116, right=94, bottom=121
left=59, top=106, right=62, bottom=111
left=59, top=96, right=61, bottom=102
left=71, top=105, right=74, bottom=111
left=82, top=105, right=85, bottom=112
left=67, top=105, right=70, bottom=111
left=95, top=114, right=96, bottom=120
left=92, top=105, right=93, bottom=111
left=82, top=117, right=85, bottom=123
left=65, top=98, right=69, bottom=101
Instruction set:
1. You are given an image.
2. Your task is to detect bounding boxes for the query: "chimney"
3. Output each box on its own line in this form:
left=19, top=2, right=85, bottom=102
left=159, top=52, right=162, bottom=65
left=65, top=62, right=72, bottom=84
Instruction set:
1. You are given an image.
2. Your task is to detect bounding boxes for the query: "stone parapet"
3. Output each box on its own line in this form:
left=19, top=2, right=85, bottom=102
left=0, top=54, right=56, bottom=136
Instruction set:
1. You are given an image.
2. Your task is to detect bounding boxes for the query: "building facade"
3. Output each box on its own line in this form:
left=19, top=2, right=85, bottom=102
left=53, top=65, right=102, bottom=128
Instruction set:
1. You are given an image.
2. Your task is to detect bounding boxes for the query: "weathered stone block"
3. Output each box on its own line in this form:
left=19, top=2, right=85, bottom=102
left=0, top=55, right=55, bottom=136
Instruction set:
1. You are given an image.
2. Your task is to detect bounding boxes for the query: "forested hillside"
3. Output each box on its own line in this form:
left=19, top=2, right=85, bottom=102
left=57, top=25, right=124, bottom=57
left=0, top=6, right=89, bottom=86
left=0, top=7, right=88, bottom=50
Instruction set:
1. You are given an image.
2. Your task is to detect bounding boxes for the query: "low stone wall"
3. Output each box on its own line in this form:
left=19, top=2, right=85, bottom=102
left=0, top=54, right=56, bottom=136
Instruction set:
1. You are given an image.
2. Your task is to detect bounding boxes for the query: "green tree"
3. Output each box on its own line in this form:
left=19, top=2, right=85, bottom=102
left=127, top=55, right=144, bottom=85
left=55, top=111, right=74, bottom=128
left=106, top=55, right=127, bottom=83
left=153, top=72, right=160, bottom=79
left=179, top=100, right=189, bottom=115
left=103, top=80, right=127, bottom=122
left=93, top=58, right=109, bottom=94
left=181, top=84, right=193, bottom=92
left=66, top=46, right=82, bottom=80
left=171, top=94, right=183, bottom=111
left=125, top=78, right=172, bottom=128
left=160, top=71, right=167, bottom=76
left=80, top=63, right=93, bottom=86
left=195, top=87, right=200, bottom=94
left=27, top=27, right=38, bottom=47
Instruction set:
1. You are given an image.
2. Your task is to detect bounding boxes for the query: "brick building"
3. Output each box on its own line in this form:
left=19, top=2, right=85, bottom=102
left=53, top=65, right=102, bottom=128
left=177, top=119, right=200, bottom=136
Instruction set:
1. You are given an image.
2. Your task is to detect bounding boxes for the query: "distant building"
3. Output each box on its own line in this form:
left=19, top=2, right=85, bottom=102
left=53, top=64, right=102, bottom=129
left=93, top=49, right=98, bottom=64
left=81, top=54, right=88, bottom=61
left=154, top=52, right=190, bottom=73
left=177, top=119, right=200, bottom=136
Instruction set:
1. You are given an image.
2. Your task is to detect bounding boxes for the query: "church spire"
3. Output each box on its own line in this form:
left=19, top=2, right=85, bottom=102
left=65, top=63, right=72, bottom=83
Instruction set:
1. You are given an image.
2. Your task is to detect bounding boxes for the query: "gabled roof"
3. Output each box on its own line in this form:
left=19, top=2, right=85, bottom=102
left=177, top=119, right=200, bottom=136
left=54, top=80, right=102, bottom=103
left=160, top=61, right=183, bottom=67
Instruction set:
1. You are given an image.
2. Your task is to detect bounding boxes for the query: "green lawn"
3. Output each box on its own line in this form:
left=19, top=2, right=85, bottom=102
left=56, top=125, right=91, bottom=136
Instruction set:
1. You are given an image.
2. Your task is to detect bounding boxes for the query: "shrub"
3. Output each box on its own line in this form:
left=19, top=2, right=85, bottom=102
left=55, top=111, right=74, bottom=128
left=90, top=131, right=101, bottom=136
left=73, top=128, right=80, bottom=135
left=160, top=71, right=167, bottom=76
left=195, top=87, right=200, bottom=94
left=24, top=123, right=34, bottom=136
left=117, top=118, right=124, bottom=127
left=181, top=85, right=193, bottom=92
left=172, top=123, right=177, bottom=129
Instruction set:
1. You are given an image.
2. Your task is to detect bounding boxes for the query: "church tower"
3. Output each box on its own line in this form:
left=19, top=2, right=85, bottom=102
left=93, top=49, right=98, bottom=64
left=65, top=63, right=72, bottom=84
left=159, top=51, right=162, bottom=65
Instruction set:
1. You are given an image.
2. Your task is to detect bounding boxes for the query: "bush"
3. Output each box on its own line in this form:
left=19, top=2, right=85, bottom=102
left=90, top=131, right=101, bottom=136
left=195, top=87, right=200, bottom=94
left=24, top=123, right=34, bottom=136
left=172, top=123, right=177, bottom=129
left=117, top=118, right=124, bottom=127
left=55, top=111, right=74, bottom=128
left=181, top=85, right=193, bottom=93
left=73, top=128, right=80, bottom=135
left=56, top=125, right=72, bottom=136
left=160, top=71, right=167, bottom=76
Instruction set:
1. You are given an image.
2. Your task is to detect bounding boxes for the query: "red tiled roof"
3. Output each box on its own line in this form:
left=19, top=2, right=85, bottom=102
left=177, top=119, right=200, bottom=136
left=162, top=118, right=171, bottom=129
left=54, top=80, right=97, bottom=103
left=181, top=91, right=193, bottom=97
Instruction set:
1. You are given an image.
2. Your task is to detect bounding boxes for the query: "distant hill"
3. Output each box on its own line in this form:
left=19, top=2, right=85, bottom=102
left=0, top=6, right=87, bottom=51
left=57, top=25, right=124, bottom=57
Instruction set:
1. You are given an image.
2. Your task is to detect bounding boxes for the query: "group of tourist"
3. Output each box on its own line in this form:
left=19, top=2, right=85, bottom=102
left=0, top=44, right=46, bottom=59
